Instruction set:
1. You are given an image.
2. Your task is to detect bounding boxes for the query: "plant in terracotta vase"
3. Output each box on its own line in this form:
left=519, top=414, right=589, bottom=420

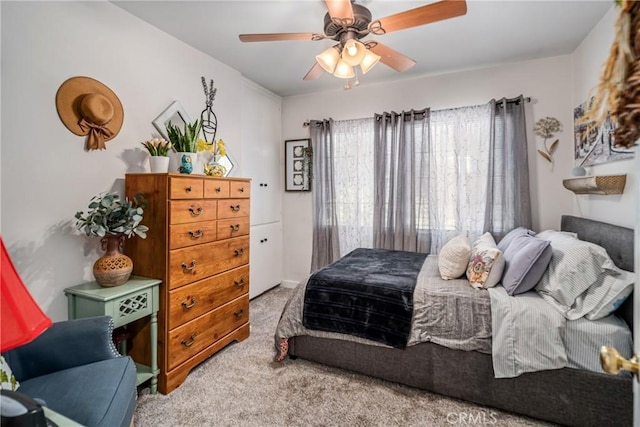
left=74, top=192, right=148, bottom=287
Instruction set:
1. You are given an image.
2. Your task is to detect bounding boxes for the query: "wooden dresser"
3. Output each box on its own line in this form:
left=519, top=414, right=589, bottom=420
left=124, top=173, right=251, bottom=394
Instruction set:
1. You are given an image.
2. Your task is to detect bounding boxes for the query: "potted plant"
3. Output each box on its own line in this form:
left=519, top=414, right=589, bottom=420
left=166, top=119, right=203, bottom=174
left=74, top=192, right=149, bottom=287
left=141, top=137, right=172, bottom=173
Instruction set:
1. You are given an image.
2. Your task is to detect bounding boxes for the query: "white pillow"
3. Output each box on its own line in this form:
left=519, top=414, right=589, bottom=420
left=0, top=356, right=19, bottom=391
left=585, top=269, right=635, bottom=320
left=438, top=235, right=471, bottom=280
left=535, top=231, right=618, bottom=314
left=466, top=233, right=505, bottom=289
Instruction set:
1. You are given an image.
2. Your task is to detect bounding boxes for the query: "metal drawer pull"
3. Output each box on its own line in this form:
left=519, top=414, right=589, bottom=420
left=181, top=296, right=197, bottom=309
left=215, top=187, right=222, bottom=193
left=234, top=309, right=244, bottom=318
left=189, top=206, right=203, bottom=216
left=234, top=248, right=244, bottom=256
left=230, top=224, right=240, bottom=232
left=260, top=238, right=268, bottom=243
left=185, top=186, right=192, bottom=193
left=239, top=187, right=245, bottom=192
left=181, top=333, right=197, bottom=347
left=230, top=205, right=241, bottom=212
left=181, top=260, right=197, bottom=271
left=234, top=279, right=245, bottom=288
left=189, top=229, right=204, bottom=239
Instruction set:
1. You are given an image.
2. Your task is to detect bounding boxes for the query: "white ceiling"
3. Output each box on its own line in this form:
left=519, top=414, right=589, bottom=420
left=112, top=0, right=612, bottom=98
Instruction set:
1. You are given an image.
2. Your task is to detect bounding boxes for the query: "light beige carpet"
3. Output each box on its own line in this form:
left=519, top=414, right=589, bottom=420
left=134, top=286, right=554, bottom=427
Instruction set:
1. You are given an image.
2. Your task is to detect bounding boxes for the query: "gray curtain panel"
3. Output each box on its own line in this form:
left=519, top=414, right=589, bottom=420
left=373, top=109, right=430, bottom=252
left=310, top=96, right=532, bottom=268
left=484, top=96, right=532, bottom=240
left=310, top=119, right=341, bottom=272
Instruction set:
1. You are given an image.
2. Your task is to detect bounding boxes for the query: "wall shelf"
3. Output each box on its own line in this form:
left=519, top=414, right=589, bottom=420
left=562, top=174, right=626, bottom=195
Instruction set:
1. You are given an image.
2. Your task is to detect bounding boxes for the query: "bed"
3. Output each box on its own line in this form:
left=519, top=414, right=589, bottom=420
left=275, top=216, right=635, bottom=427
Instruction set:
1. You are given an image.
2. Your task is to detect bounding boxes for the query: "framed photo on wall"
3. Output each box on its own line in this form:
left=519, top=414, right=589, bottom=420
left=285, top=139, right=312, bottom=191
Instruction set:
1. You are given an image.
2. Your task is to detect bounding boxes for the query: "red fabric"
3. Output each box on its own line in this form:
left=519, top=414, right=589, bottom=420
left=1, top=237, right=52, bottom=352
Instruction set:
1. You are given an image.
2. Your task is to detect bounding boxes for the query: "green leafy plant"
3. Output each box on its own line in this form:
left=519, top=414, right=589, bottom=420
left=141, top=137, right=172, bottom=156
left=75, top=192, right=149, bottom=239
left=166, top=119, right=203, bottom=153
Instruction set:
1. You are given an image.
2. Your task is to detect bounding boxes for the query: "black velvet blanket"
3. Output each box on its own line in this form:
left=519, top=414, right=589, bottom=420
left=303, top=248, right=427, bottom=348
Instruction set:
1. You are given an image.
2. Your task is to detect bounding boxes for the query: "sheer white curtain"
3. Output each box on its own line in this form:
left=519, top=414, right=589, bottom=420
left=332, top=118, right=375, bottom=256
left=423, top=103, right=495, bottom=252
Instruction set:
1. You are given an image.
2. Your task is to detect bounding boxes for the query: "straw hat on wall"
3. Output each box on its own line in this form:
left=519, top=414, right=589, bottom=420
left=56, top=76, right=124, bottom=150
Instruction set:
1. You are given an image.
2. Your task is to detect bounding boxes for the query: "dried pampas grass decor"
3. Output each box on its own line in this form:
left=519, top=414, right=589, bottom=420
left=580, top=0, right=640, bottom=148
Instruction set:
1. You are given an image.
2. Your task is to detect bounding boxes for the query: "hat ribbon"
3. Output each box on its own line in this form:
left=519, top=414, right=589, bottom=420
left=79, top=118, right=114, bottom=150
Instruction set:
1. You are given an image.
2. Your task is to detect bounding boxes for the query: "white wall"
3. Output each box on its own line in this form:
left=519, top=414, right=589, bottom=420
left=0, top=2, right=255, bottom=320
left=571, top=6, right=636, bottom=228
left=281, top=56, right=577, bottom=286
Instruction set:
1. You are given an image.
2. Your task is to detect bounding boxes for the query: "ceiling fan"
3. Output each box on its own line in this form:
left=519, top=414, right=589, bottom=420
left=239, top=0, right=467, bottom=84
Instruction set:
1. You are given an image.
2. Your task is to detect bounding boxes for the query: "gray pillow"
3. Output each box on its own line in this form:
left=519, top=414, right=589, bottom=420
left=501, top=234, right=552, bottom=296
left=497, top=227, right=535, bottom=253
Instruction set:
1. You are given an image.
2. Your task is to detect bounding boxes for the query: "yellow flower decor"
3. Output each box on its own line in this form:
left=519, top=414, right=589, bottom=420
left=198, top=138, right=228, bottom=177
left=197, top=138, right=226, bottom=158
left=216, top=139, right=227, bottom=157
left=204, top=163, right=226, bottom=177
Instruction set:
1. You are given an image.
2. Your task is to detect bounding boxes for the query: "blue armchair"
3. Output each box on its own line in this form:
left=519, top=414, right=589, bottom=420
left=2, top=316, right=136, bottom=427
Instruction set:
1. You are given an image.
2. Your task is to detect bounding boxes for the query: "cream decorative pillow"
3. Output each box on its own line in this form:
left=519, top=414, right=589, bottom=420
left=0, top=356, right=19, bottom=391
left=466, top=233, right=505, bottom=289
left=438, top=235, right=471, bottom=280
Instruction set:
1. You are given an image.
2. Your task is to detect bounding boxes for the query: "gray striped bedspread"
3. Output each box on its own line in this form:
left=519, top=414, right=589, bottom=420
left=275, top=255, right=633, bottom=378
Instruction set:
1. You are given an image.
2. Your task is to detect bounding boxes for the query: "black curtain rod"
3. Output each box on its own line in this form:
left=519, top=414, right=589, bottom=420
left=302, top=97, right=531, bottom=126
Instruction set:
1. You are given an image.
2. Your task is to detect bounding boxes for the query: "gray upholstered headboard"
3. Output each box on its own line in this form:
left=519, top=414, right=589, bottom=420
left=561, top=215, right=635, bottom=331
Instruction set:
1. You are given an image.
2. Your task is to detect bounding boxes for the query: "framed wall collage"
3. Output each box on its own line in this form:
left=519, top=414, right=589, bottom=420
left=285, top=139, right=312, bottom=191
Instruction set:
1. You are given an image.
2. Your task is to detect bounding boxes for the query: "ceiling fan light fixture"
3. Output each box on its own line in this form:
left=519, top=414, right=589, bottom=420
left=341, top=39, right=367, bottom=67
left=316, top=46, right=340, bottom=73
left=333, top=59, right=355, bottom=79
left=360, top=49, right=381, bottom=74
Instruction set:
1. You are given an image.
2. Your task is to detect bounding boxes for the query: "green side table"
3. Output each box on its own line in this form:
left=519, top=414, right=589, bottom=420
left=64, top=276, right=161, bottom=394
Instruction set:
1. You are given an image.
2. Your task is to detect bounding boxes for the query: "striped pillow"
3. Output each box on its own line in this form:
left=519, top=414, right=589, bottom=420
left=535, top=231, right=618, bottom=316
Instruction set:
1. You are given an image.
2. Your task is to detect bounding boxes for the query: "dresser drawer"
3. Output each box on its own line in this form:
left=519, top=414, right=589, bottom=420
left=169, top=176, right=203, bottom=199
left=216, top=217, right=250, bottom=240
left=169, top=221, right=217, bottom=249
left=112, top=286, right=155, bottom=328
left=204, top=180, right=230, bottom=199
left=169, top=200, right=217, bottom=225
left=230, top=181, right=250, bottom=198
left=167, top=295, right=249, bottom=369
left=168, top=265, right=249, bottom=329
left=168, top=236, right=250, bottom=289
left=217, top=199, right=250, bottom=220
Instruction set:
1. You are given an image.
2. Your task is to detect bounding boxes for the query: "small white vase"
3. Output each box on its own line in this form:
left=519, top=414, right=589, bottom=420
left=148, top=156, right=170, bottom=173
left=170, top=152, right=198, bottom=174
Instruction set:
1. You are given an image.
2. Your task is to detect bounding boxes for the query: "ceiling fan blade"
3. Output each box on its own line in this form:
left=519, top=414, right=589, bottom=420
left=376, top=0, right=467, bottom=34
left=369, top=42, right=416, bottom=72
left=239, top=33, right=317, bottom=42
left=303, top=63, right=324, bottom=81
left=324, top=0, right=354, bottom=21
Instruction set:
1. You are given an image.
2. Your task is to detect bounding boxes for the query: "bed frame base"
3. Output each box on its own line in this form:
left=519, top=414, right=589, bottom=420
left=289, top=336, right=631, bottom=426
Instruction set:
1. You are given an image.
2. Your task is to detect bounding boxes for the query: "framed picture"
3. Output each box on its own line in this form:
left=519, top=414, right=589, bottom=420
left=285, top=139, right=312, bottom=191
left=152, top=101, right=192, bottom=140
